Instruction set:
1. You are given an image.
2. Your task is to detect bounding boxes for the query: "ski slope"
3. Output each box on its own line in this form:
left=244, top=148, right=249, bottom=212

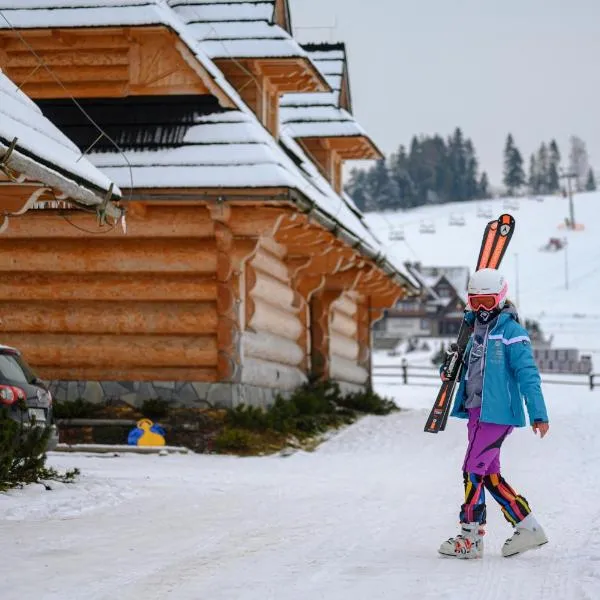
left=365, top=192, right=600, bottom=364
left=1, top=385, right=598, bottom=600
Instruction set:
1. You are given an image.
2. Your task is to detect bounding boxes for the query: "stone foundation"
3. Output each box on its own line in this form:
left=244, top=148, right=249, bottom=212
left=48, top=380, right=290, bottom=410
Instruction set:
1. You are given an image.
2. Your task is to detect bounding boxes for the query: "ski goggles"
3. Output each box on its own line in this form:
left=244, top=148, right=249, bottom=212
left=468, top=294, right=500, bottom=311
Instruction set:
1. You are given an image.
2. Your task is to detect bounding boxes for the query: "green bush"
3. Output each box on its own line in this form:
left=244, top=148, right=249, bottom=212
left=213, top=428, right=255, bottom=453
left=0, top=407, right=79, bottom=491
left=219, top=380, right=395, bottom=447
left=337, top=388, right=398, bottom=416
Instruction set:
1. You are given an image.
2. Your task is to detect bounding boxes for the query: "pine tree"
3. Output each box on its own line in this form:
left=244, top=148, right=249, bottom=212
left=448, top=127, right=467, bottom=201
left=503, top=134, right=526, bottom=195
left=528, top=153, right=539, bottom=195
left=548, top=139, right=561, bottom=193
left=464, top=139, right=479, bottom=201
left=345, top=168, right=369, bottom=211
left=365, top=159, right=397, bottom=211
left=478, top=171, right=491, bottom=199
left=586, top=168, right=597, bottom=191
left=537, top=143, right=549, bottom=194
left=388, top=145, right=416, bottom=209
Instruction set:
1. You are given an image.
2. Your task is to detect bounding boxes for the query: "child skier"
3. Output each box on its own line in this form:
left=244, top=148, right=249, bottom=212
left=438, top=268, right=550, bottom=559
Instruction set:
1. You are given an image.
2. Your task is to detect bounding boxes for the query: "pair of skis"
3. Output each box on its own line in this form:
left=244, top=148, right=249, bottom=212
left=423, top=213, right=516, bottom=434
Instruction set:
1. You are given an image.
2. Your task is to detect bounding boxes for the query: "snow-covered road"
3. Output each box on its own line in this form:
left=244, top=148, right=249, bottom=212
left=2, top=385, right=599, bottom=600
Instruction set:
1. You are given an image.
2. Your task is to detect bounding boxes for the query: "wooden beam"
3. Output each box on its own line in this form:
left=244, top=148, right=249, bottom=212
left=8, top=333, right=217, bottom=368
left=1, top=205, right=215, bottom=238
left=0, top=238, right=218, bottom=273
left=0, top=300, right=218, bottom=335
left=0, top=273, right=218, bottom=302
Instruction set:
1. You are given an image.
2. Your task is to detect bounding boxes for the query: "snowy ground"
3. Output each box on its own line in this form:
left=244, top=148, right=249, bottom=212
left=2, top=383, right=599, bottom=600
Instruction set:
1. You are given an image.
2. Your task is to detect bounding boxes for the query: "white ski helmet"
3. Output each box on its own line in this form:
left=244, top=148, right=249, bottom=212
left=467, top=268, right=508, bottom=310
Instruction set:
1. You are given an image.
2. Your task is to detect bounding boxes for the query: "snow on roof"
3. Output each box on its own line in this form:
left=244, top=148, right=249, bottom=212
left=168, top=0, right=312, bottom=61
left=280, top=105, right=368, bottom=139
left=279, top=42, right=375, bottom=146
left=0, top=69, right=119, bottom=205
left=300, top=43, right=349, bottom=107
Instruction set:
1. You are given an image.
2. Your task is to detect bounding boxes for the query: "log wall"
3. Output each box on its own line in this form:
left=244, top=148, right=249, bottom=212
left=328, top=291, right=369, bottom=386
left=0, top=206, right=220, bottom=383
left=242, top=237, right=307, bottom=390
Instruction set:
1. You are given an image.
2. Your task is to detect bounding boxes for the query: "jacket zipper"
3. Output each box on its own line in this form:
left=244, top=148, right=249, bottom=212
left=481, top=319, right=500, bottom=419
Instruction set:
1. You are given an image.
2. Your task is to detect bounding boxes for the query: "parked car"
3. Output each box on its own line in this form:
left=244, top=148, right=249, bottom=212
left=0, top=344, right=58, bottom=451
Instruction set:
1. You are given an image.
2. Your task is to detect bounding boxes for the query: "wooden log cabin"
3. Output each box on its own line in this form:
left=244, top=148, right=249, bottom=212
left=0, top=0, right=417, bottom=408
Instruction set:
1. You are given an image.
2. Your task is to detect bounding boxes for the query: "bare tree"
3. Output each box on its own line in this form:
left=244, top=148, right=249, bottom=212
left=568, top=136, right=590, bottom=191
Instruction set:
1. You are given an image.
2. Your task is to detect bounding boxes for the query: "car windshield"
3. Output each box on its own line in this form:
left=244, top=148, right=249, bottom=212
left=0, top=352, right=36, bottom=385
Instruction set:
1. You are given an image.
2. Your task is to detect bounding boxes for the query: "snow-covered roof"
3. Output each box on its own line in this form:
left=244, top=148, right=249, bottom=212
left=280, top=105, right=369, bottom=140
left=280, top=43, right=380, bottom=155
left=0, top=69, right=120, bottom=206
left=87, top=107, right=309, bottom=190
left=168, top=0, right=314, bottom=63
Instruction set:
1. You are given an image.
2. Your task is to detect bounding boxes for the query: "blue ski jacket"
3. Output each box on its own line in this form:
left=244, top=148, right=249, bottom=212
left=450, top=310, right=549, bottom=427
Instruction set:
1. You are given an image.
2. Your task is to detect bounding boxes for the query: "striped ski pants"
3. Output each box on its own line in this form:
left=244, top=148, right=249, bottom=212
left=460, top=407, right=532, bottom=526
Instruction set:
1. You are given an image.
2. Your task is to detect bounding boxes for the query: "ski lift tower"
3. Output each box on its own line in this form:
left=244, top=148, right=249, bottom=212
left=560, top=170, right=577, bottom=229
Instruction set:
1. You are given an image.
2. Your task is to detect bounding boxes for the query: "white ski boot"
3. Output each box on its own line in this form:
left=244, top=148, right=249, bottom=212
left=502, top=515, right=548, bottom=557
left=439, top=523, right=485, bottom=559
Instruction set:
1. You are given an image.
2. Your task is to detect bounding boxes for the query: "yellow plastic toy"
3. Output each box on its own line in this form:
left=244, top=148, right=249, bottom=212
left=131, top=418, right=166, bottom=447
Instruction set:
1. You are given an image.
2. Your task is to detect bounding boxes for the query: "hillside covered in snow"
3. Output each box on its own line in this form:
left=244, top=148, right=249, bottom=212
left=364, top=192, right=600, bottom=362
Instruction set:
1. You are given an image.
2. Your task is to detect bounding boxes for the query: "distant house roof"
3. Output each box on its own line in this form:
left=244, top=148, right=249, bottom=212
left=0, top=69, right=120, bottom=207
left=419, top=266, right=470, bottom=303
left=280, top=43, right=381, bottom=157
left=405, top=264, right=470, bottom=306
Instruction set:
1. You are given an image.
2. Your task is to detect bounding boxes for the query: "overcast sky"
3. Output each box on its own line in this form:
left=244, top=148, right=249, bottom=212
left=290, top=0, right=600, bottom=187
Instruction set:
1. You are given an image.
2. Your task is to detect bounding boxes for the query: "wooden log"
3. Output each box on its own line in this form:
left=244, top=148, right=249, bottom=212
left=0, top=301, right=217, bottom=335
left=243, top=331, right=304, bottom=367
left=248, top=297, right=303, bottom=341
left=6, top=334, right=217, bottom=368
left=212, top=220, right=242, bottom=383
left=40, top=367, right=217, bottom=383
left=241, top=357, right=307, bottom=390
left=1, top=206, right=215, bottom=238
left=250, top=247, right=289, bottom=283
left=330, top=311, right=358, bottom=339
left=0, top=238, right=217, bottom=273
left=329, top=356, right=368, bottom=385
left=329, top=333, right=359, bottom=362
left=258, top=236, right=286, bottom=259
left=247, top=268, right=299, bottom=312
left=0, top=273, right=217, bottom=301
left=332, top=293, right=358, bottom=318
